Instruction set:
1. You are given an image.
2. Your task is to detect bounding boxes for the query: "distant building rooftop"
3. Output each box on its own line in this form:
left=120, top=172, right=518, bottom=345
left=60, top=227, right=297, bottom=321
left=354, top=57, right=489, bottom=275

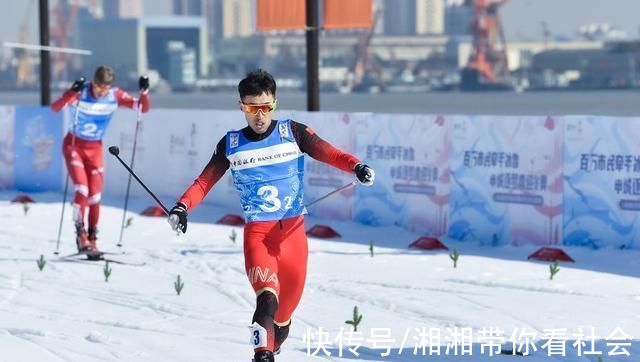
left=141, top=16, right=206, bottom=28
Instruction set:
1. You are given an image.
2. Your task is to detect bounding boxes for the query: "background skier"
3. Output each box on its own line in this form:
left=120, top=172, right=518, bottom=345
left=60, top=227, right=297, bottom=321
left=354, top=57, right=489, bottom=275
left=51, top=65, right=151, bottom=255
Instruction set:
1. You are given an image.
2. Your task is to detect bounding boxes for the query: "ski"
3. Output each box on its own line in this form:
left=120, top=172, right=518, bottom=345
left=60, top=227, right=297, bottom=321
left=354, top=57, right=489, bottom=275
left=58, top=250, right=146, bottom=266
left=101, top=257, right=146, bottom=266
left=61, top=249, right=123, bottom=259
left=57, top=256, right=146, bottom=266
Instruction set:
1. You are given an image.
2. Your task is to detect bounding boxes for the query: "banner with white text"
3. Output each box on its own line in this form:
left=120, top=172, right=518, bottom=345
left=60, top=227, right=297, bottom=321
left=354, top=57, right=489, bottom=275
left=448, top=116, right=563, bottom=246
left=354, top=114, right=450, bottom=234
left=563, top=116, right=640, bottom=250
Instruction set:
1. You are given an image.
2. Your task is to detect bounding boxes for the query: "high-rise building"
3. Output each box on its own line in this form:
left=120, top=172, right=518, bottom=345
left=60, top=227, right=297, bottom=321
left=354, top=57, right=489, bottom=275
left=382, top=0, right=416, bottom=35
left=144, top=16, right=209, bottom=79
left=416, top=0, right=445, bottom=35
left=380, top=0, right=444, bottom=35
left=78, top=15, right=209, bottom=82
left=445, top=3, right=472, bottom=36
left=104, top=0, right=144, bottom=19
left=222, top=0, right=254, bottom=38
left=172, top=0, right=227, bottom=70
left=167, top=41, right=197, bottom=87
left=172, top=0, right=258, bottom=40
left=173, top=0, right=203, bottom=15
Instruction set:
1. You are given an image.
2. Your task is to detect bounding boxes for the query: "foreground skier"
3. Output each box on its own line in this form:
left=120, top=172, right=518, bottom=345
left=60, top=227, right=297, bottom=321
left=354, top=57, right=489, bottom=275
left=52, top=65, right=150, bottom=256
left=167, top=69, right=375, bottom=361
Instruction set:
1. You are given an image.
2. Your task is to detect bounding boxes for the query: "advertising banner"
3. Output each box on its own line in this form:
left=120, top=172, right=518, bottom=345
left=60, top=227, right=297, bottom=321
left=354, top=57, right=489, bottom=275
left=448, top=116, right=563, bottom=246
left=14, top=106, right=64, bottom=192
left=354, top=114, right=449, bottom=234
left=0, top=106, right=15, bottom=190
left=291, top=111, right=359, bottom=221
left=563, top=116, right=640, bottom=249
left=33, top=107, right=635, bottom=252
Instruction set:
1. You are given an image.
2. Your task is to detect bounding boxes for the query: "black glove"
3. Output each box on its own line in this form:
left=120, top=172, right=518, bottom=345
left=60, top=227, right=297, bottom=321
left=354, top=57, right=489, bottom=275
left=354, top=163, right=375, bottom=186
left=139, top=75, right=150, bottom=92
left=70, top=77, right=85, bottom=92
left=168, top=203, right=188, bottom=233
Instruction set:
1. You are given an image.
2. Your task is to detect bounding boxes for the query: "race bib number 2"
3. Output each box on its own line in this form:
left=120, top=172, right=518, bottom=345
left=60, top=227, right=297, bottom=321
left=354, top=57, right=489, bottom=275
left=79, top=123, right=98, bottom=138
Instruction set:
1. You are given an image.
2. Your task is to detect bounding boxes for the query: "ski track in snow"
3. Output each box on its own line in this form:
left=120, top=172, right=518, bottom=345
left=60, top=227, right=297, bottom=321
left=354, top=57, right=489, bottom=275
left=443, top=278, right=597, bottom=297
left=3, top=328, right=68, bottom=362
left=313, top=282, right=467, bottom=328
left=0, top=271, right=22, bottom=311
left=332, top=278, right=540, bottom=332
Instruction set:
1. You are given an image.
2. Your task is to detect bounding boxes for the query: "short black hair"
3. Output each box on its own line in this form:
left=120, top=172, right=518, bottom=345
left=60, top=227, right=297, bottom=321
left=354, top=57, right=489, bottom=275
left=94, top=65, right=114, bottom=85
left=238, top=69, right=276, bottom=99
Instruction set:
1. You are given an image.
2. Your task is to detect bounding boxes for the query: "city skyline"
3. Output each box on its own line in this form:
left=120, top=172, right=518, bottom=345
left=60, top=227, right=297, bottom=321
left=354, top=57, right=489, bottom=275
left=1, top=0, right=639, bottom=57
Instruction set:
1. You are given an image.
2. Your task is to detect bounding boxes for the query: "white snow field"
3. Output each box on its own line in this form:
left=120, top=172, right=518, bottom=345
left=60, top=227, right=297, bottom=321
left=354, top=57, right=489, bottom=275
left=0, top=191, right=638, bottom=362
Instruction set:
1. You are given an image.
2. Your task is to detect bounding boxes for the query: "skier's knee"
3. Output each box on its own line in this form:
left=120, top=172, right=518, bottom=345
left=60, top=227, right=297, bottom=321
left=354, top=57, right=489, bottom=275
left=253, top=291, right=278, bottom=323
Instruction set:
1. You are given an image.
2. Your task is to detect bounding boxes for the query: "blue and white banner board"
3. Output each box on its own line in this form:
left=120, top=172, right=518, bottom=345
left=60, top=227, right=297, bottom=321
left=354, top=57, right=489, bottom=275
left=563, top=116, right=640, bottom=250
left=448, top=116, right=564, bottom=246
left=354, top=114, right=450, bottom=235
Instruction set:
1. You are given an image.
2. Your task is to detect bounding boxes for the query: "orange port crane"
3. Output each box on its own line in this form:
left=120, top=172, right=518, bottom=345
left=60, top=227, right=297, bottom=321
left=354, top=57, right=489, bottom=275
left=16, top=0, right=37, bottom=87
left=50, top=0, right=79, bottom=81
left=347, top=8, right=383, bottom=93
left=461, top=0, right=512, bottom=90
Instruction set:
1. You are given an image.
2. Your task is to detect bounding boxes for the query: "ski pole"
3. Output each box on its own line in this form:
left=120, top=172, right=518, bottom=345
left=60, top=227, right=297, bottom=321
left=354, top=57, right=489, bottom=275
left=54, top=170, right=71, bottom=255
left=54, top=96, right=81, bottom=255
left=305, top=180, right=357, bottom=208
left=108, top=146, right=170, bottom=215
left=117, top=103, right=143, bottom=247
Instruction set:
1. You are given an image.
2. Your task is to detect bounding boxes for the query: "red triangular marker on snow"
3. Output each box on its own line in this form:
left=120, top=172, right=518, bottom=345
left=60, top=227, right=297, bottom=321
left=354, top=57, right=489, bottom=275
left=11, top=194, right=35, bottom=203
left=216, top=214, right=245, bottom=226
left=527, top=247, right=575, bottom=262
left=140, top=206, right=165, bottom=217
left=306, top=225, right=341, bottom=238
left=408, top=236, right=449, bottom=250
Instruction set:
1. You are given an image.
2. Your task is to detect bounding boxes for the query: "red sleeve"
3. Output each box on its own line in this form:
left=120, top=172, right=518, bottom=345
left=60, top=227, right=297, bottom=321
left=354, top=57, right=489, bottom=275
left=177, top=136, right=229, bottom=211
left=51, top=90, right=79, bottom=112
left=291, top=121, right=360, bottom=174
left=115, top=88, right=151, bottom=113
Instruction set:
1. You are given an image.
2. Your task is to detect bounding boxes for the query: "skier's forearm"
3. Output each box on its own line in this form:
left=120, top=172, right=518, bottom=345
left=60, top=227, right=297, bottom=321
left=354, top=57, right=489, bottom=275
left=306, top=139, right=360, bottom=174
left=177, top=138, right=229, bottom=211
left=116, top=89, right=134, bottom=109
left=138, top=92, right=151, bottom=113
left=177, top=171, right=223, bottom=211
left=51, top=90, right=79, bottom=112
left=292, top=122, right=360, bottom=173
left=115, top=89, right=150, bottom=112
left=291, top=121, right=360, bottom=173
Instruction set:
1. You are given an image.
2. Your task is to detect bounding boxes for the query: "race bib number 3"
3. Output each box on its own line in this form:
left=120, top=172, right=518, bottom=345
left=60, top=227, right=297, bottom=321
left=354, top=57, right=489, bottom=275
left=257, top=185, right=294, bottom=213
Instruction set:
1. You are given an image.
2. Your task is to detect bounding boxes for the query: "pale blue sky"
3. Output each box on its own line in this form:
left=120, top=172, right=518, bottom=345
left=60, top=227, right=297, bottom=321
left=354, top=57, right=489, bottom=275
left=2, top=0, right=639, bottom=45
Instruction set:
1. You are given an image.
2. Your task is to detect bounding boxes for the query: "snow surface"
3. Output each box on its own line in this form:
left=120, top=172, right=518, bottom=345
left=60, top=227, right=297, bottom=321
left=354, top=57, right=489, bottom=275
left=1, top=191, right=639, bottom=362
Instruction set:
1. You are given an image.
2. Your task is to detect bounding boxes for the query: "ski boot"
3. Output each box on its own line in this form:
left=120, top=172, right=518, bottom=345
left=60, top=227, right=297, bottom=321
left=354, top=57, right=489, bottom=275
left=252, top=350, right=274, bottom=362
left=86, top=226, right=100, bottom=260
left=75, top=223, right=90, bottom=252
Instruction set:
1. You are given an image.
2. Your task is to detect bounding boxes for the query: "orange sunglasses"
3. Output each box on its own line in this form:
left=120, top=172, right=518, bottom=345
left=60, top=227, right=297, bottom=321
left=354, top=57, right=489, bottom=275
left=240, top=100, right=277, bottom=115
left=93, top=82, right=112, bottom=91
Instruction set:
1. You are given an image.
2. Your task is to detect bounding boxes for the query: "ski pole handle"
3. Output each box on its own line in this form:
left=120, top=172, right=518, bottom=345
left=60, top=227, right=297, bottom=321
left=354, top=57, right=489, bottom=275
left=108, top=146, right=170, bottom=215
